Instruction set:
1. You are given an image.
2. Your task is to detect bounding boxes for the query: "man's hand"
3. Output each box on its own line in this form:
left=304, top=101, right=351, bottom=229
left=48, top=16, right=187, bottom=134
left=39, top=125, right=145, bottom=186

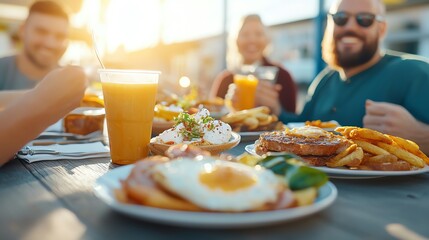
left=0, top=66, right=87, bottom=165
left=364, top=99, right=427, bottom=142
left=33, top=66, right=87, bottom=119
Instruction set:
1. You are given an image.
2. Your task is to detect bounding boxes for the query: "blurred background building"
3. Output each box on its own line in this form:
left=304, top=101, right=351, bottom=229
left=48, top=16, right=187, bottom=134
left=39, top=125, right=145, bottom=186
left=1, top=0, right=429, bottom=108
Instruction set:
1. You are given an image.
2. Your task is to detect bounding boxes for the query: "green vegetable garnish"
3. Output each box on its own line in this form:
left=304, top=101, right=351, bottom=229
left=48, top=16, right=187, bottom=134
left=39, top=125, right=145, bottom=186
left=173, top=111, right=215, bottom=141
left=257, top=153, right=328, bottom=190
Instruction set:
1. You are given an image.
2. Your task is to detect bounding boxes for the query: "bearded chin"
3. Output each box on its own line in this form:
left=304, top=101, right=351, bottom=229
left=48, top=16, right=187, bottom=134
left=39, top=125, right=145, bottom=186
left=24, top=48, right=51, bottom=70
left=334, top=39, right=379, bottom=69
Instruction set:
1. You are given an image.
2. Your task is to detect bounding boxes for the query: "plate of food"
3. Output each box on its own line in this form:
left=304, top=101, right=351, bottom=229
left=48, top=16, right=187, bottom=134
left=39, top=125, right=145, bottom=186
left=287, top=120, right=340, bottom=131
left=149, top=108, right=240, bottom=156
left=94, top=145, right=337, bottom=228
left=246, top=126, right=429, bottom=178
left=196, top=97, right=229, bottom=119
left=221, top=106, right=286, bottom=141
left=152, top=104, right=183, bottom=135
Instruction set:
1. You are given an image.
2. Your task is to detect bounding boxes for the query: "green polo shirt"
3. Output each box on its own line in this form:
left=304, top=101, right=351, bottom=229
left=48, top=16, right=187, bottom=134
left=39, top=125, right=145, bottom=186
left=280, top=52, right=429, bottom=126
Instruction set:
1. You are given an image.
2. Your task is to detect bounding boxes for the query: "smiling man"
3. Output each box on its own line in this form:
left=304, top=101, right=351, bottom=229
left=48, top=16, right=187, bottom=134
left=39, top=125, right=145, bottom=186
left=279, top=0, right=429, bottom=153
left=0, top=1, right=69, bottom=90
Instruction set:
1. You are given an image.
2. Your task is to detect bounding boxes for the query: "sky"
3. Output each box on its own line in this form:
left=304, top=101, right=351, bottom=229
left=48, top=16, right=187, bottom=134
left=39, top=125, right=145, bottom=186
left=74, top=0, right=335, bottom=53
left=163, top=0, right=331, bottom=43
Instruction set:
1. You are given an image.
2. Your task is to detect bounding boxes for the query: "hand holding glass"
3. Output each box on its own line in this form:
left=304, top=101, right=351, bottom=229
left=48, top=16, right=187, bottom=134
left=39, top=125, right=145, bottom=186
left=232, top=74, right=258, bottom=111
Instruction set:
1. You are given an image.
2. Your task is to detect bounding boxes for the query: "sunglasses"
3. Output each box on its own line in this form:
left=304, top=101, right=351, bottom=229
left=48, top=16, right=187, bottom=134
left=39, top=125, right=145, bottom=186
left=328, top=12, right=384, bottom=28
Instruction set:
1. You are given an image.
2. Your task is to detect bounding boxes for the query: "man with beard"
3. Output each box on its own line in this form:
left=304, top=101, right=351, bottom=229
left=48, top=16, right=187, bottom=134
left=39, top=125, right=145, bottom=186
left=0, top=1, right=69, bottom=90
left=278, top=0, right=429, bottom=153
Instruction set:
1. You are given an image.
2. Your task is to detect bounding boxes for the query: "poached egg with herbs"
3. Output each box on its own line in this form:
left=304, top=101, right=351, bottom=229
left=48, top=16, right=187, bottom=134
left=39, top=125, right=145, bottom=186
left=158, top=108, right=232, bottom=145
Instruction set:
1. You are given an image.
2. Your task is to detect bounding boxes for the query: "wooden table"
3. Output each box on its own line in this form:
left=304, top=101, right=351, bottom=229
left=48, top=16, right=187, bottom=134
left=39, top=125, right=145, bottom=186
left=1, top=141, right=428, bottom=240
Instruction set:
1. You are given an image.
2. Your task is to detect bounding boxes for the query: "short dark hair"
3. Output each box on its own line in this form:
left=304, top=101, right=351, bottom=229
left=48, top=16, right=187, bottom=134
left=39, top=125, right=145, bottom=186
left=28, top=1, right=69, bottom=22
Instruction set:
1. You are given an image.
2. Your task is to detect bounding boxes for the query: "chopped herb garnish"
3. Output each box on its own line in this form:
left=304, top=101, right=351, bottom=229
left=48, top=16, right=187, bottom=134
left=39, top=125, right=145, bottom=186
left=173, top=112, right=208, bottom=141
left=201, top=115, right=214, bottom=124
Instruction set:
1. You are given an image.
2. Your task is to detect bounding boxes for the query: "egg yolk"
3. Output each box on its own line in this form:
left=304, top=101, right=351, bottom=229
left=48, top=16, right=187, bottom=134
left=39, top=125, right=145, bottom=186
left=199, top=166, right=256, bottom=191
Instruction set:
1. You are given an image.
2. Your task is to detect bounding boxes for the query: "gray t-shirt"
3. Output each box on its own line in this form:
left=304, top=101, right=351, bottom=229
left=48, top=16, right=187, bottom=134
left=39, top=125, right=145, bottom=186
left=0, top=55, right=38, bottom=90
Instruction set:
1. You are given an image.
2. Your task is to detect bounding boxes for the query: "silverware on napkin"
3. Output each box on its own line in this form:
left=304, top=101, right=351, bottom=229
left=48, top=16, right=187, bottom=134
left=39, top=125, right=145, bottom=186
left=16, top=142, right=110, bottom=163
left=18, top=146, right=96, bottom=157
left=37, top=131, right=102, bottom=140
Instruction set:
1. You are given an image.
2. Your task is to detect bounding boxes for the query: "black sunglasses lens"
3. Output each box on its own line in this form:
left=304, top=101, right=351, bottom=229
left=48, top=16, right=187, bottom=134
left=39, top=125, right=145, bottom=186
left=332, top=13, right=348, bottom=26
left=356, top=13, right=375, bottom=27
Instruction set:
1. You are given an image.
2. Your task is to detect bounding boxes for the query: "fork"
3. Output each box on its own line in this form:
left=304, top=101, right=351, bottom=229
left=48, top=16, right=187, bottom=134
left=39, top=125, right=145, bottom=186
left=18, top=146, right=95, bottom=157
left=38, top=131, right=102, bottom=140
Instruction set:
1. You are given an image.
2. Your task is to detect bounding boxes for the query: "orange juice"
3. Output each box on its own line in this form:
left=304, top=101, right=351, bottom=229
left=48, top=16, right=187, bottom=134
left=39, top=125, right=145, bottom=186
left=102, top=82, right=158, bottom=164
left=233, top=74, right=258, bottom=110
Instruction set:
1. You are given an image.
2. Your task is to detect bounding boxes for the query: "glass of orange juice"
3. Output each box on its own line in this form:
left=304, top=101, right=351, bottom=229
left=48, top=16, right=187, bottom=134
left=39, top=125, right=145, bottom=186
left=233, top=74, right=258, bottom=110
left=99, top=69, right=160, bottom=165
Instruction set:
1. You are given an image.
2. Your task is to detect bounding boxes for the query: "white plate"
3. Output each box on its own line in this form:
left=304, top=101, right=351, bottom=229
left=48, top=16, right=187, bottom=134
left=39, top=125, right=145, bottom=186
left=245, top=144, right=429, bottom=179
left=239, top=131, right=265, bottom=142
left=93, top=164, right=337, bottom=228
left=312, top=165, right=429, bottom=178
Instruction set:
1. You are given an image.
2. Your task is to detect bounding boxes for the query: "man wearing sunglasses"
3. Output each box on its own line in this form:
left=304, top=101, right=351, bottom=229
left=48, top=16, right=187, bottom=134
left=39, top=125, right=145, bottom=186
left=279, top=0, right=429, bottom=154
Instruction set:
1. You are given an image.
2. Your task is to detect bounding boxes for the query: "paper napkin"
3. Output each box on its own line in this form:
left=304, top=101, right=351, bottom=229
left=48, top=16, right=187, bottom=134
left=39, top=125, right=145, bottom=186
left=17, top=142, right=110, bottom=163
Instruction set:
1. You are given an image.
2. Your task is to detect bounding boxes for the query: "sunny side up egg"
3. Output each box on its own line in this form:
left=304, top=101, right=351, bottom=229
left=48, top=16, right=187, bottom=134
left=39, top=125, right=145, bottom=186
left=152, top=157, right=282, bottom=212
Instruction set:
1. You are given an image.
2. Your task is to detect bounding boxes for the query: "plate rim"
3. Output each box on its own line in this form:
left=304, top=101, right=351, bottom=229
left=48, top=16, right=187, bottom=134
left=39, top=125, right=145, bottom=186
left=239, top=131, right=265, bottom=137
left=244, top=143, right=429, bottom=177
left=150, top=131, right=241, bottom=146
left=93, top=164, right=337, bottom=228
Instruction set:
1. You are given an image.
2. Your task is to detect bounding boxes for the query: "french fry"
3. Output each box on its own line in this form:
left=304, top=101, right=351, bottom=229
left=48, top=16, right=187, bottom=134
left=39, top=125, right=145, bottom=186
left=335, top=126, right=359, bottom=138
left=305, top=120, right=321, bottom=127
left=414, top=150, right=429, bottom=165
left=258, top=115, right=274, bottom=126
left=349, top=128, right=393, bottom=144
left=377, top=142, right=425, bottom=168
left=305, top=120, right=337, bottom=128
left=221, top=106, right=280, bottom=132
left=387, top=135, right=420, bottom=154
left=389, top=135, right=429, bottom=165
left=362, top=154, right=413, bottom=171
left=330, top=144, right=357, bottom=163
left=247, top=106, right=270, bottom=114
left=243, top=117, right=259, bottom=130
left=221, top=112, right=247, bottom=123
left=254, top=112, right=269, bottom=121
left=327, top=146, right=363, bottom=167
left=221, top=106, right=269, bottom=123
left=367, top=154, right=398, bottom=164
left=353, top=140, right=390, bottom=155
left=271, top=115, right=278, bottom=122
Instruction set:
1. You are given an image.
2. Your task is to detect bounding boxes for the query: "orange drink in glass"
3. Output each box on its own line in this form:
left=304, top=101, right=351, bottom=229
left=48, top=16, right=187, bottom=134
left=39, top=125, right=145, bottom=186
left=233, top=74, right=258, bottom=110
left=99, top=69, right=160, bottom=165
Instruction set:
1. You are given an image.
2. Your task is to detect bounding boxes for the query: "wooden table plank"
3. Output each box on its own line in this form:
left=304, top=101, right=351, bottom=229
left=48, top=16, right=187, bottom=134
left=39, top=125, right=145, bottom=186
left=0, top=159, right=93, bottom=240
left=2, top=143, right=429, bottom=239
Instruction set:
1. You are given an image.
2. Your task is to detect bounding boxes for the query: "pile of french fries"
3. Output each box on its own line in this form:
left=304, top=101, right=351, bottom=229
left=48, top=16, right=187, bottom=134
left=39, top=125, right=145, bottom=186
left=221, top=106, right=283, bottom=131
left=305, top=120, right=338, bottom=129
left=331, top=126, right=429, bottom=169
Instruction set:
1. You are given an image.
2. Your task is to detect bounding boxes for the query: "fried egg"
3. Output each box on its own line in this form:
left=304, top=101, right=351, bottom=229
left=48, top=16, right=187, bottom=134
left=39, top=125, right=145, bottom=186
left=152, top=157, right=282, bottom=211
left=289, top=126, right=330, bottom=138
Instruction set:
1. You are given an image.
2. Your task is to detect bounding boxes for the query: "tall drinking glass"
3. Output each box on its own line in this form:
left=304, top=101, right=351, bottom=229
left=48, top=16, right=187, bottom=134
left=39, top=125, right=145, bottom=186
left=99, top=69, right=160, bottom=165
left=233, top=74, right=258, bottom=110
left=255, top=66, right=279, bottom=83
